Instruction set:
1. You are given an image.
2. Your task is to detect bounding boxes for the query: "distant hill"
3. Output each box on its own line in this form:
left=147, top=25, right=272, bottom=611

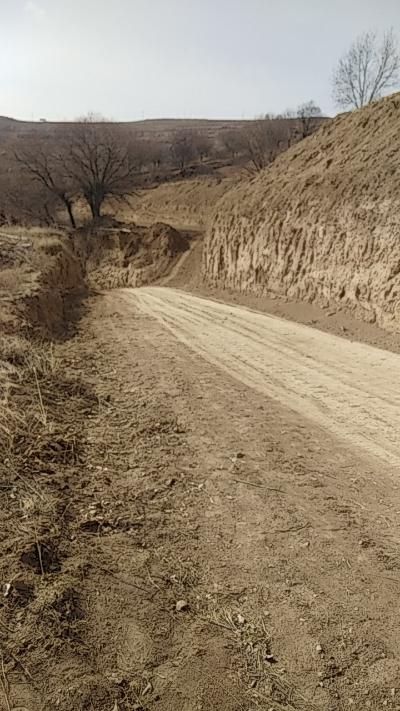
left=0, top=114, right=328, bottom=141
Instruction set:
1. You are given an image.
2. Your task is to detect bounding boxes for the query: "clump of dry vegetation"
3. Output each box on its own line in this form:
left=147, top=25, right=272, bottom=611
left=0, top=229, right=99, bottom=710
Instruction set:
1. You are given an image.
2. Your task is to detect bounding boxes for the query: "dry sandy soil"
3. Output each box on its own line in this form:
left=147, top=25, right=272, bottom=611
left=3, top=214, right=400, bottom=710
left=4, top=278, right=400, bottom=710
left=49, top=287, right=400, bottom=711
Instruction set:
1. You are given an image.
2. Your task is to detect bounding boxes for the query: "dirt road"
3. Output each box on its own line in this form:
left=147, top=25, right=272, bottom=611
left=66, top=287, right=400, bottom=711
left=129, top=286, right=400, bottom=467
left=14, top=287, right=400, bottom=711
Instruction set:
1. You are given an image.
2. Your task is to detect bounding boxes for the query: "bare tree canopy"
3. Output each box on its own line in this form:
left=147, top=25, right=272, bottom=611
left=66, top=118, right=139, bottom=219
left=296, top=101, right=322, bottom=138
left=220, top=129, right=245, bottom=161
left=15, top=144, right=77, bottom=228
left=240, top=118, right=291, bottom=172
left=170, top=130, right=197, bottom=174
left=332, top=29, right=400, bottom=109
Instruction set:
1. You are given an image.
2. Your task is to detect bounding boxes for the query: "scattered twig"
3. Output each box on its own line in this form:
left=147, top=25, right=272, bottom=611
left=382, top=576, right=400, bottom=585
left=35, top=537, right=44, bottom=577
left=92, top=564, right=152, bottom=595
left=233, top=479, right=285, bottom=494
left=0, top=619, right=14, bottom=634
left=33, top=366, right=47, bottom=426
left=270, top=523, right=311, bottom=534
left=0, top=655, right=11, bottom=711
left=9, top=652, right=34, bottom=683
left=199, top=616, right=238, bottom=632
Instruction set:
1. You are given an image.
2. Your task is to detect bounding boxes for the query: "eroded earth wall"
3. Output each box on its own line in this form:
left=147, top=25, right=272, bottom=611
left=204, top=94, right=400, bottom=330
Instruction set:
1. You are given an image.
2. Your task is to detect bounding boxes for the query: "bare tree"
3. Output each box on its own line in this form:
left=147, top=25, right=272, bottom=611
left=332, top=29, right=400, bottom=109
left=170, top=130, right=196, bottom=174
left=220, top=129, right=245, bottom=161
left=192, top=133, right=213, bottom=163
left=0, top=167, right=60, bottom=226
left=240, top=118, right=291, bottom=172
left=66, top=118, right=139, bottom=219
left=145, top=139, right=167, bottom=172
left=15, top=145, right=77, bottom=228
left=296, top=101, right=323, bottom=138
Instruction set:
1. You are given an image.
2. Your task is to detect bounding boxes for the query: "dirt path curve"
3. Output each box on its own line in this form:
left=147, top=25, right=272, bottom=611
left=127, top=286, right=400, bottom=467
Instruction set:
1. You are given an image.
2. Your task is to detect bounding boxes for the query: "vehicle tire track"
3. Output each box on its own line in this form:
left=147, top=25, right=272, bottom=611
left=129, top=286, right=400, bottom=466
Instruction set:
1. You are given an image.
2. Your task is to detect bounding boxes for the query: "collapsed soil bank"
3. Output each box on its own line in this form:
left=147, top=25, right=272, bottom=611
left=204, top=93, right=400, bottom=332
left=78, top=221, right=190, bottom=289
left=0, top=230, right=85, bottom=339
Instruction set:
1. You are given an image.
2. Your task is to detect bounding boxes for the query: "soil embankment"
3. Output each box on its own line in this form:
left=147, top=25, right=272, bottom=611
left=0, top=229, right=84, bottom=338
left=203, top=93, right=400, bottom=332
left=72, top=220, right=192, bottom=290
left=127, top=176, right=236, bottom=231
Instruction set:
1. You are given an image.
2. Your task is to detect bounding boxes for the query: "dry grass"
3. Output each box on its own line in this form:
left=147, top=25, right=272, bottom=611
left=0, top=266, right=34, bottom=295
left=0, top=328, right=98, bottom=693
left=1, top=225, right=66, bottom=240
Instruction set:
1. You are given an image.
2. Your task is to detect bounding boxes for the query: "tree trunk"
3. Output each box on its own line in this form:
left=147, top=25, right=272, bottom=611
left=64, top=199, right=76, bottom=229
left=90, top=200, right=101, bottom=220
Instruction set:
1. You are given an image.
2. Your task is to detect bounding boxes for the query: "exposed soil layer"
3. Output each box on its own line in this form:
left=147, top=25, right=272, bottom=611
left=0, top=229, right=85, bottom=339
left=77, top=221, right=191, bottom=289
left=166, top=235, right=400, bottom=355
left=127, top=176, right=236, bottom=230
left=203, top=93, right=400, bottom=332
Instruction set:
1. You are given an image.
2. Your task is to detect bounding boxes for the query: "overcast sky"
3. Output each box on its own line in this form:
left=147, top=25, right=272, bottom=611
left=1, top=0, right=400, bottom=121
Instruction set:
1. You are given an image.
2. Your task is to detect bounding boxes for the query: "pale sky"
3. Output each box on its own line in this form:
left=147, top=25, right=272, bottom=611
left=1, top=0, right=400, bottom=121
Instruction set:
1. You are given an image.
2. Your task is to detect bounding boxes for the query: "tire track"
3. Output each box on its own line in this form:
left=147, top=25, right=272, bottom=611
left=130, top=287, right=400, bottom=466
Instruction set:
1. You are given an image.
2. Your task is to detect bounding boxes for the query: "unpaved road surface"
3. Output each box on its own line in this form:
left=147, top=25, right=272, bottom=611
left=69, top=287, right=400, bottom=711
left=131, top=286, right=400, bottom=467
left=16, top=288, right=400, bottom=711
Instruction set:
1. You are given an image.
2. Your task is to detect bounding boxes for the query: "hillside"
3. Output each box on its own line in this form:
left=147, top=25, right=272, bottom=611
left=203, top=93, right=400, bottom=332
left=127, top=176, right=237, bottom=230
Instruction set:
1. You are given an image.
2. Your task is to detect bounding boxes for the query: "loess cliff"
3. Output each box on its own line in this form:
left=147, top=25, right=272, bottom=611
left=204, top=93, right=400, bottom=331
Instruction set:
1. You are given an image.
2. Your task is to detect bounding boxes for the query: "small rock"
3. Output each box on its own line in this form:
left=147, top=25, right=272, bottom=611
left=316, top=643, right=323, bottom=654
left=175, top=599, right=188, bottom=612
left=237, top=613, right=245, bottom=625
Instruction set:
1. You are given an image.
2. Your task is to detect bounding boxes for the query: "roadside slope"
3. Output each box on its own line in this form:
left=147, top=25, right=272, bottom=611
left=204, top=93, right=400, bottom=331
left=127, top=176, right=236, bottom=230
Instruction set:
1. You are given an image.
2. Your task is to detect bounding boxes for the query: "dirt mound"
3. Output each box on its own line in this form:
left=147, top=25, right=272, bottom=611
left=204, top=93, right=400, bottom=332
left=127, top=176, right=237, bottom=230
left=83, top=221, right=190, bottom=289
